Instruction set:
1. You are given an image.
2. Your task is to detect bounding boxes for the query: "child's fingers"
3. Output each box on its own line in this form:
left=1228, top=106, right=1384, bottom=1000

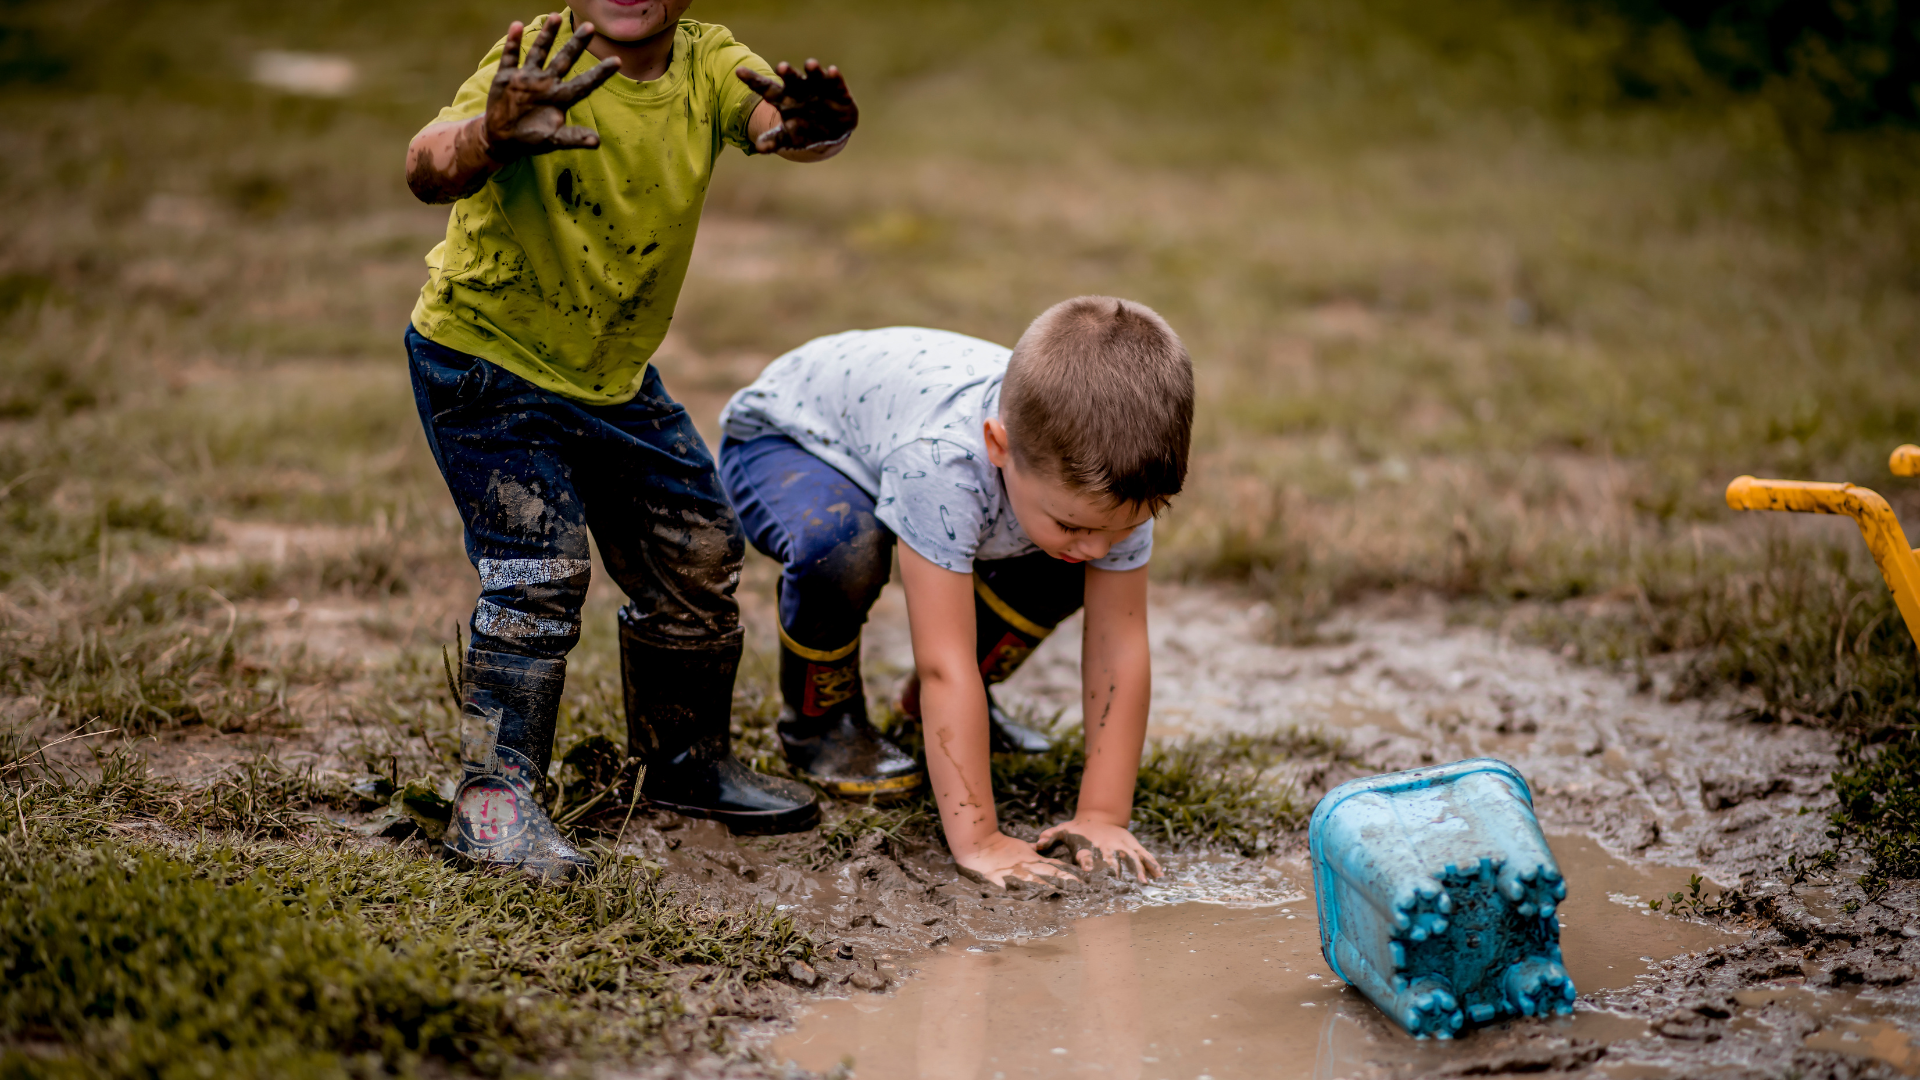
left=1127, top=840, right=1163, bottom=880
left=555, top=58, right=622, bottom=105
left=547, top=125, right=602, bottom=150
left=734, top=66, right=784, bottom=102
left=547, top=22, right=596, bottom=75
left=523, top=15, right=560, bottom=70
left=499, top=22, right=525, bottom=73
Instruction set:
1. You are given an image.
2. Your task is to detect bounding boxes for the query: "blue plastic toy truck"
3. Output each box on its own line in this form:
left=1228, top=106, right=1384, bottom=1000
left=1309, top=758, right=1574, bottom=1039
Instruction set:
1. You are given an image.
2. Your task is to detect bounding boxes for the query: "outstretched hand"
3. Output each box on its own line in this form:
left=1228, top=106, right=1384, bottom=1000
left=484, top=17, right=623, bottom=161
left=735, top=59, right=859, bottom=154
left=1038, top=819, right=1163, bottom=883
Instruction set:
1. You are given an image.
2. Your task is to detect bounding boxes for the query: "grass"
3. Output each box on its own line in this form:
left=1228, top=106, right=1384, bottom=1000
left=0, top=746, right=810, bottom=1077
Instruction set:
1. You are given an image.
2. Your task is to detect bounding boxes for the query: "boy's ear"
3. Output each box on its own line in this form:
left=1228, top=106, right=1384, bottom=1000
left=983, top=418, right=1012, bottom=468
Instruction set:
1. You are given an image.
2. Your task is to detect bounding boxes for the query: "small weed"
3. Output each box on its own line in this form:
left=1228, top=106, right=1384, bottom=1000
left=1827, top=731, right=1920, bottom=892
left=1647, top=873, right=1750, bottom=919
left=1785, top=849, right=1839, bottom=886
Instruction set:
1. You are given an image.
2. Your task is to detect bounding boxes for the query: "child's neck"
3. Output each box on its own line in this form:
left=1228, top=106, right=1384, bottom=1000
left=585, top=20, right=677, bottom=84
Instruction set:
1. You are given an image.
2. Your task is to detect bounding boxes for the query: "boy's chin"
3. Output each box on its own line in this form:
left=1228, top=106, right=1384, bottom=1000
left=586, top=2, right=670, bottom=40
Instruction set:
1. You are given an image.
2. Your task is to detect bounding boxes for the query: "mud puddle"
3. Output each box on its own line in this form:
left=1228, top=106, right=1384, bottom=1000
left=767, top=834, right=1729, bottom=1078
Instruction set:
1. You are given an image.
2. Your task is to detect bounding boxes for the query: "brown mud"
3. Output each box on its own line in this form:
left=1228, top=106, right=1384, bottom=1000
left=677, top=585, right=1914, bottom=1080
left=764, top=834, right=1729, bottom=1079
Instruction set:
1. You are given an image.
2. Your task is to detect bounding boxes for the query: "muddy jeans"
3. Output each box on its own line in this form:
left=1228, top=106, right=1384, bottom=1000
left=406, top=326, right=745, bottom=660
left=716, top=433, right=1084, bottom=651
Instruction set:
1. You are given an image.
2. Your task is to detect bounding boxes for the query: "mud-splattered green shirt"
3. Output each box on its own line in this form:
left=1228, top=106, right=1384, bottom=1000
left=410, top=14, right=772, bottom=405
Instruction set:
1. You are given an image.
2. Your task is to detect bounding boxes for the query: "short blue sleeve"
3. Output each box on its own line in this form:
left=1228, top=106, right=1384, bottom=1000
left=872, top=439, right=989, bottom=572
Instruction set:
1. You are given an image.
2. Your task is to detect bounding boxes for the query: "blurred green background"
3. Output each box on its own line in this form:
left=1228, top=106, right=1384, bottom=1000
left=2, top=0, right=1919, bottom=771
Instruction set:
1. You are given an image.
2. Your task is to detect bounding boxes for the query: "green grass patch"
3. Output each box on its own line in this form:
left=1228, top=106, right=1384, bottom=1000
left=0, top=848, right=553, bottom=1079
left=0, top=747, right=812, bottom=1077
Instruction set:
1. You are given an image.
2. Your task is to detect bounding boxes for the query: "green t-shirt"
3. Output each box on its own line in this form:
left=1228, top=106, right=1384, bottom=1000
left=410, top=13, right=771, bottom=405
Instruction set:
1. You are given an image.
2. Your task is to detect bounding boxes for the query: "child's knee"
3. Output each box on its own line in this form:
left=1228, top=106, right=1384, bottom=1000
left=472, top=557, right=591, bottom=658
left=793, top=511, right=892, bottom=609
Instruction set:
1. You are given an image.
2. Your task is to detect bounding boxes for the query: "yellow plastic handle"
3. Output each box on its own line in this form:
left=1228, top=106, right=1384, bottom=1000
left=1726, top=476, right=1920, bottom=654
left=1892, top=444, right=1920, bottom=477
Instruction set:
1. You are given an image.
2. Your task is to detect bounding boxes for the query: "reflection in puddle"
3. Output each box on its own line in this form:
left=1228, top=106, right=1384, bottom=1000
left=770, top=835, right=1729, bottom=1078
left=1734, top=986, right=1920, bottom=1076
left=1806, top=1021, right=1919, bottom=1075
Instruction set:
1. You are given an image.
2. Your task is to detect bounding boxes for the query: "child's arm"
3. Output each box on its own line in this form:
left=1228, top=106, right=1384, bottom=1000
left=1037, top=565, right=1164, bottom=882
left=898, top=545, right=1078, bottom=888
left=406, top=19, right=622, bottom=204
left=735, top=60, right=859, bottom=161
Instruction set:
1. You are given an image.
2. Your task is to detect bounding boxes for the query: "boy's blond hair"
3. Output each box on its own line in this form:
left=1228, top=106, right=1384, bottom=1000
left=1000, top=296, right=1193, bottom=511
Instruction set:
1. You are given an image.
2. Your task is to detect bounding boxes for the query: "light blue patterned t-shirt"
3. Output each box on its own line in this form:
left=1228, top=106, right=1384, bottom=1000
left=719, top=327, right=1154, bottom=573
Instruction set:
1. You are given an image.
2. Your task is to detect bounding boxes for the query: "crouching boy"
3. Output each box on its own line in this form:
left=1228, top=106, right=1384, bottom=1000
left=403, top=3, right=862, bottom=878
left=718, top=298, right=1193, bottom=885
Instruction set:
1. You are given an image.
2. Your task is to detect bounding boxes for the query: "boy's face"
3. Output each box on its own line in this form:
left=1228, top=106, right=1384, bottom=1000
left=568, top=0, right=693, bottom=45
left=985, top=419, right=1154, bottom=565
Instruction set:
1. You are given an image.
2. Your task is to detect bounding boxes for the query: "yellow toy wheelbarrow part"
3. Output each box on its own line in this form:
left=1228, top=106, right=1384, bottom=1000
left=1725, top=444, right=1920, bottom=654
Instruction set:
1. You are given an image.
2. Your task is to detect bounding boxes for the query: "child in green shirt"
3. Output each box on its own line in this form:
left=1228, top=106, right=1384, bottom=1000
left=404, top=3, right=859, bottom=879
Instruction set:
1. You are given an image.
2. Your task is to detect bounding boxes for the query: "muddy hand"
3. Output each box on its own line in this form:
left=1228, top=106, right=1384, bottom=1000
left=484, top=17, right=622, bottom=161
left=736, top=59, right=858, bottom=153
left=1038, top=821, right=1163, bottom=883
left=953, top=832, right=1083, bottom=891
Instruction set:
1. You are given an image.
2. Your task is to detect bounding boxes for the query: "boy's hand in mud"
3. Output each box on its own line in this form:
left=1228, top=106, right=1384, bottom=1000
left=483, top=17, right=623, bottom=161
left=736, top=59, right=859, bottom=153
left=953, top=831, right=1082, bottom=891
left=1038, top=819, right=1163, bottom=883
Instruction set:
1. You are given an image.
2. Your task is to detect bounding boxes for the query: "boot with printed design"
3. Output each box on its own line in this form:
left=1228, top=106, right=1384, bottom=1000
left=445, top=650, right=596, bottom=880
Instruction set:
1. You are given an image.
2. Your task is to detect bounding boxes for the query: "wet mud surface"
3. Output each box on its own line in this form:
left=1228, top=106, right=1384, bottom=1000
left=72, top=573, right=1919, bottom=1078
left=659, top=586, right=1917, bottom=1080
left=764, top=834, right=1731, bottom=1079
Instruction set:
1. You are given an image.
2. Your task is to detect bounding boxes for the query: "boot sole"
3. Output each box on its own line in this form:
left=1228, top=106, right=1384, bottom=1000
left=818, top=771, right=926, bottom=799
left=647, top=798, right=822, bottom=836
left=441, top=842, right=595, bottom=881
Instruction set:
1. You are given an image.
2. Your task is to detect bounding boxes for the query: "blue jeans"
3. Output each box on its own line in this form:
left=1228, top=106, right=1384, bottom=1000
left=717, top=434, right=1084, bottom=651
left=407, top=326, right=745, bottom=660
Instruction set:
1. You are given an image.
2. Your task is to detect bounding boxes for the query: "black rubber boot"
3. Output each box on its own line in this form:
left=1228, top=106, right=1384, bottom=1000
left=776, top=630, right=925, bottom=800
left=971, top=616, right=1056, bottom=753
left=970, top=578, right=1058, bottom=753
left=446, top=650, right=596, bottom=881
left=619, top=607, right=820, bottom=835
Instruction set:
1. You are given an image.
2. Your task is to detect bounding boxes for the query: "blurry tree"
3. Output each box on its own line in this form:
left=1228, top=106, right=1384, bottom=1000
left=1582, top=0, right=1920, bottom=131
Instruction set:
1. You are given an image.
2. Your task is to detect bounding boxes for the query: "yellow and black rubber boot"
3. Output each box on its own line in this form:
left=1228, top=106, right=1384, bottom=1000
left=445, top=650, right=596, bottom=881
left=777, top=627, right=925, bottom=799
left=969, top=577, right=1060, bottom=753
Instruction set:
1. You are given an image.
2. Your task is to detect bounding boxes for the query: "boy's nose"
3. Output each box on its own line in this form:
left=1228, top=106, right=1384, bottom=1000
left=1076, top=536, right=1115, bottom=561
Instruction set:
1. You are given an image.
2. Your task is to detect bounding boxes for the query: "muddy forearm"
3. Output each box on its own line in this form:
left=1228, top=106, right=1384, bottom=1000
left=1079, top=571, right=1152, bottom=826
left=406, top=118, right=504, bottom=205
left=921, top=661, right=999, bottom=852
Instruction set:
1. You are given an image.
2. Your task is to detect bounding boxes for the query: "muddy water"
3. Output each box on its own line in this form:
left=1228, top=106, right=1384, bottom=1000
left=769, top=834, right=1728, bottom=1079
